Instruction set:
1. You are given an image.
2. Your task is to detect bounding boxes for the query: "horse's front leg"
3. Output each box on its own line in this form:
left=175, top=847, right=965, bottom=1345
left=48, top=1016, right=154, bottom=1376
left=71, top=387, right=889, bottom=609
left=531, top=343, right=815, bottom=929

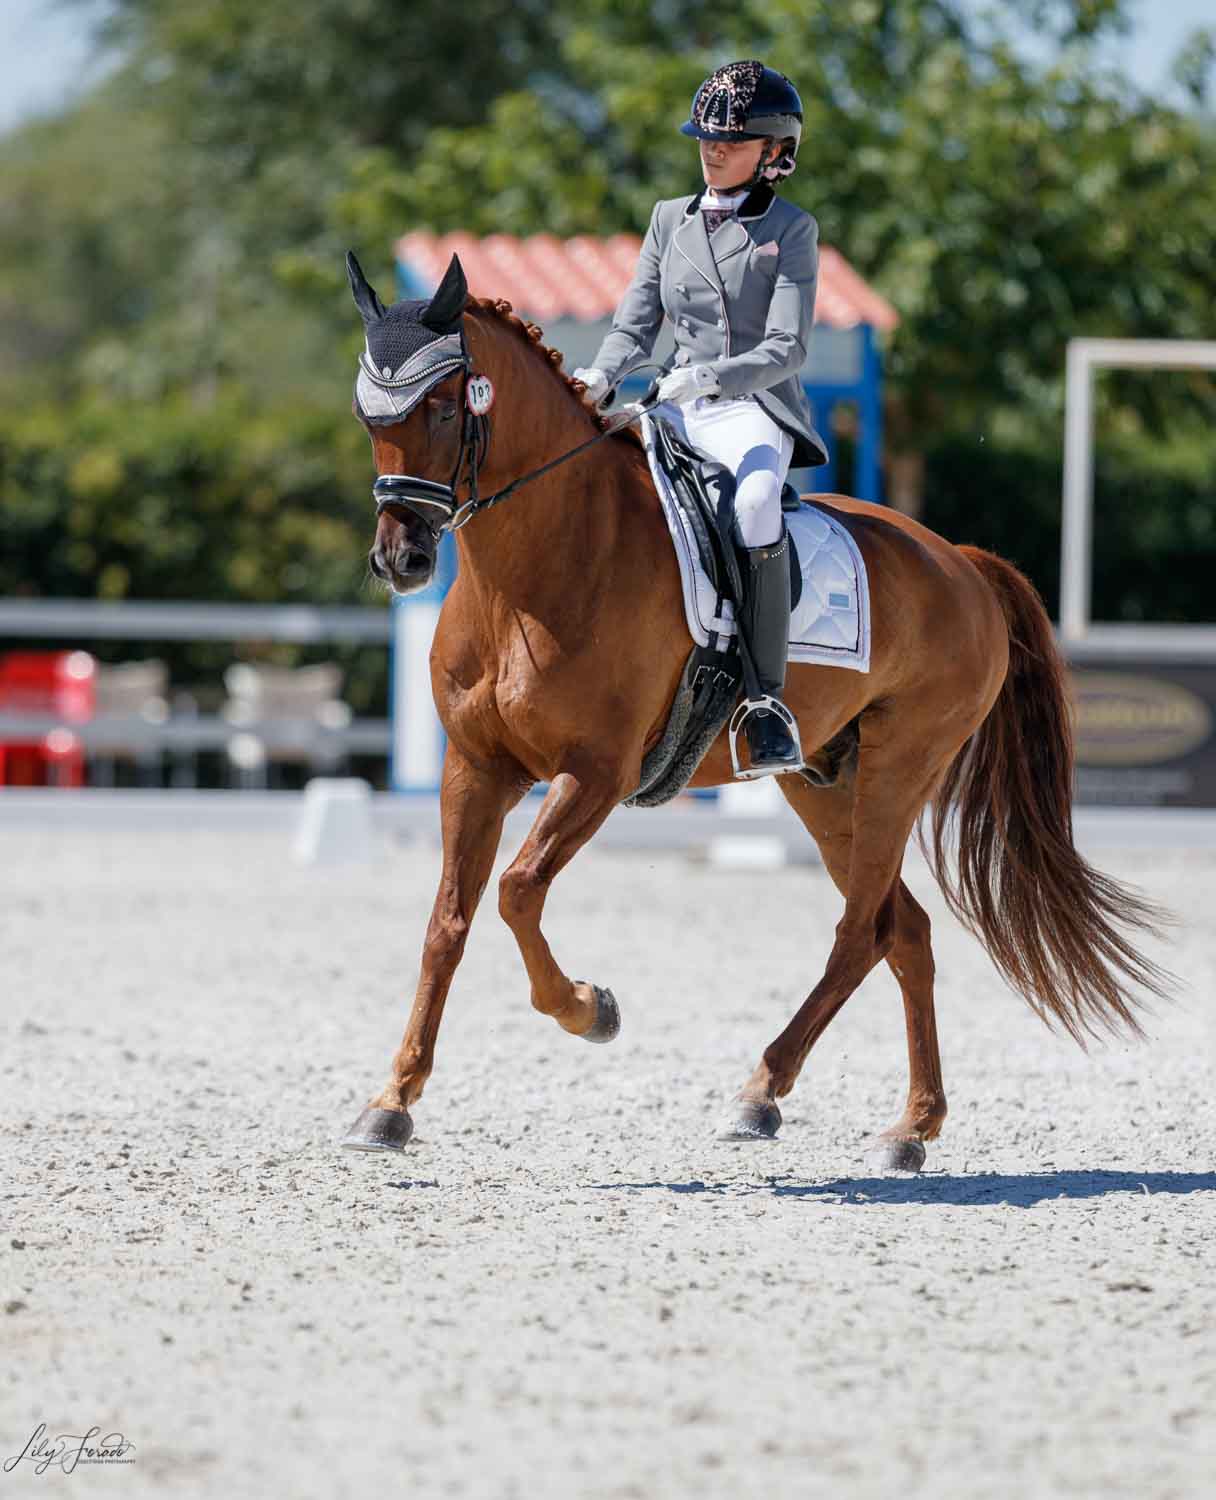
left=343, top=745, right=524, bottom=1151
left=497, top=759, right=628, bottom=1044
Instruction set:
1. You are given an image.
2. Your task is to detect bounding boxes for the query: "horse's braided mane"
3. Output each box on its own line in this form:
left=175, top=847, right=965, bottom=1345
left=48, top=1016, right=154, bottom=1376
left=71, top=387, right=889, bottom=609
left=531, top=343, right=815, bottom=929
left=464, top=295, right=642, bottom=450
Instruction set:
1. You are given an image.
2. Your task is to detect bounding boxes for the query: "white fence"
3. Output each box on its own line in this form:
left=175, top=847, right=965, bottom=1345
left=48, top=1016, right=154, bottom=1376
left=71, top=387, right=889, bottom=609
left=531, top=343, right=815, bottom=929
left=1061, top=337, right=1216, bottom=652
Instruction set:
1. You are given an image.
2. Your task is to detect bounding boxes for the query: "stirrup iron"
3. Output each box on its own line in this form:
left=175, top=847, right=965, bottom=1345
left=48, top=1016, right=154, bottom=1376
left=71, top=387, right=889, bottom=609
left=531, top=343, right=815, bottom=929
left=728, top=696, right=804, bottom=780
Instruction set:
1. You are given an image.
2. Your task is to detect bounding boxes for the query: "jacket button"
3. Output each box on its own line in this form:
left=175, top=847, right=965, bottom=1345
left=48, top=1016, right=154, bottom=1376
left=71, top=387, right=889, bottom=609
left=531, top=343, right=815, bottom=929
left=680, top=317, right=691, bottom=329
left=716, top=318, right=725, bottom=330
left=677, top=284, right=688, bottom=295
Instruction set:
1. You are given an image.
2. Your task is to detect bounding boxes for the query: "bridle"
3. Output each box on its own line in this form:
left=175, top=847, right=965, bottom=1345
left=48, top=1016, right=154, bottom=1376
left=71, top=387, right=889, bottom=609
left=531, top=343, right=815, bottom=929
left=371, top=332, right=661, bottom=542
left=371, top=329, right=491, bottom=539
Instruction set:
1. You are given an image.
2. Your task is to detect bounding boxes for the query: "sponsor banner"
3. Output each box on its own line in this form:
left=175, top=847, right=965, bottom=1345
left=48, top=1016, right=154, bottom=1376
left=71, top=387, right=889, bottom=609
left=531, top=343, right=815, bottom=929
left=1068, top=660, right=1216, bottom=807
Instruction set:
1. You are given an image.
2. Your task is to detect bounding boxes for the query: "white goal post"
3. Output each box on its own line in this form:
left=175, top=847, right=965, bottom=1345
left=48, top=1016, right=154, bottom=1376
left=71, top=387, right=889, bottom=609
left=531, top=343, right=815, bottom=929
left=1061, top=337, right=1216, bottom=652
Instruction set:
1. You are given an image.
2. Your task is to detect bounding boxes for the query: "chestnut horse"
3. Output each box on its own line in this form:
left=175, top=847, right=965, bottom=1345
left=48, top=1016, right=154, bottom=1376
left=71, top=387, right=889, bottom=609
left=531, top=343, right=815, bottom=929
left=343, top=255, right=1166, bottom=1168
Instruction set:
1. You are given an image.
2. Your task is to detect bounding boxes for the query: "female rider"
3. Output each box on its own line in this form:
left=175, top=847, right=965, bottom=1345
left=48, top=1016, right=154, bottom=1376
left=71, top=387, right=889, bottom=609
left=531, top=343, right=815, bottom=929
left=575, top=60, right=827, bottom=777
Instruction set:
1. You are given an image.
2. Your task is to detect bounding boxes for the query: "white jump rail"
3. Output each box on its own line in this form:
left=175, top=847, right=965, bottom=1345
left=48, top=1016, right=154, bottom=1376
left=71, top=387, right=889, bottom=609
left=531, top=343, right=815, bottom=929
left=0, top=600, right=391, bottom=642
left=1061, top=338, right=1216, bottom=652
left=0, top=713, right=391, bottom=755
left=0, top=600, right=394, bottom=773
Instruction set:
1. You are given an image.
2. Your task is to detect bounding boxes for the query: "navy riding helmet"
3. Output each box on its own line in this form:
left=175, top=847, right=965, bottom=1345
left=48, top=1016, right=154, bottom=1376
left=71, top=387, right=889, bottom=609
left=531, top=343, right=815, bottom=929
left=681, top=60, right=802, bottom=151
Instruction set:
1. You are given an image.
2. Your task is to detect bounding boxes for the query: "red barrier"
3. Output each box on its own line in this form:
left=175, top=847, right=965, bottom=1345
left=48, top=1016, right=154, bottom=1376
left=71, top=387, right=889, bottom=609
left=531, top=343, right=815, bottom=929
left=0, top=650, right=96, bottom=787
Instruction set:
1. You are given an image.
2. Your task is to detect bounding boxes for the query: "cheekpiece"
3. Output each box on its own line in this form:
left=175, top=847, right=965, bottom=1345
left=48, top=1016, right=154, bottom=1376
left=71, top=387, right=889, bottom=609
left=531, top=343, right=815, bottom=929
left=355, top=332, right=467, bottom=427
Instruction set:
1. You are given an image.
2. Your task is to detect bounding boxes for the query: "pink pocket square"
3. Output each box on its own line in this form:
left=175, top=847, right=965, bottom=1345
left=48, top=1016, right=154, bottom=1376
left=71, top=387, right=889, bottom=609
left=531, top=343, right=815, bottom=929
left=753, top=240, right=780, bottom=256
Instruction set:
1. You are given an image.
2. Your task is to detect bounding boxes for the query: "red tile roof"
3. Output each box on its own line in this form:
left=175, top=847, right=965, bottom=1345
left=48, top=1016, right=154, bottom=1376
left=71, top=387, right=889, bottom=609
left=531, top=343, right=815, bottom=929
left=397, top=230, right=899, bottom=332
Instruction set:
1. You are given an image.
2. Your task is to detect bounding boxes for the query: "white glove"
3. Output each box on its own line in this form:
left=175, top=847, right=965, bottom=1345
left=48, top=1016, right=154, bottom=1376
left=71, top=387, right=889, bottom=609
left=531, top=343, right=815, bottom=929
left=656, top=364, right=721, bottom=406
left=572, top=367, right=610, bottom=405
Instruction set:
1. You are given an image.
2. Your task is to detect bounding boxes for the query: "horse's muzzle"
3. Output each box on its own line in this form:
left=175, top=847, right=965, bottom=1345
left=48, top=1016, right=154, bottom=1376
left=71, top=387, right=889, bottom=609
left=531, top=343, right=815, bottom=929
left=369, top=513, right=437, bottom=594
left=369, top=544, right=436, bottom=594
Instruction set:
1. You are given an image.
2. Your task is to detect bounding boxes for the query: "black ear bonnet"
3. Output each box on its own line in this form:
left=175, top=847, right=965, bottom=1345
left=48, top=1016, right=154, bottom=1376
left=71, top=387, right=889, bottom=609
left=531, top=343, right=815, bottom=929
left=347, top=251, right=470, bottom=426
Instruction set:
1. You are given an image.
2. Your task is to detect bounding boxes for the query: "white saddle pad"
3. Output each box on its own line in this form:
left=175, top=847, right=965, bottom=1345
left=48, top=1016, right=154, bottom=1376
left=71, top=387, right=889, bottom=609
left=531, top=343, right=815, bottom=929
left=641, top=414, right=871, bottom=672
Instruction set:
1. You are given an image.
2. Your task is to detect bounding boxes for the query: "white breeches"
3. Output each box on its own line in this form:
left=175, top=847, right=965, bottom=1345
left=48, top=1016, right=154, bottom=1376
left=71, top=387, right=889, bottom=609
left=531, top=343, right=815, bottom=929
left=659, top=395, right=794, bottom=548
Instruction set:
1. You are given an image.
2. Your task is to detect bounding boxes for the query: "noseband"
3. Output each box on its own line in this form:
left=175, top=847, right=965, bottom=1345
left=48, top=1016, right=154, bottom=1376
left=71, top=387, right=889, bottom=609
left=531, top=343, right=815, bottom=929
left=372, top=331, right=492, bottom=539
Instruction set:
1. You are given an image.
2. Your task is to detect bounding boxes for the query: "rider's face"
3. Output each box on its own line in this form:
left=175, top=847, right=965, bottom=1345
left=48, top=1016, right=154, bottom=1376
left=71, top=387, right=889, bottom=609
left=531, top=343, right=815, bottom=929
left=699, top=137, right=770, bottom=191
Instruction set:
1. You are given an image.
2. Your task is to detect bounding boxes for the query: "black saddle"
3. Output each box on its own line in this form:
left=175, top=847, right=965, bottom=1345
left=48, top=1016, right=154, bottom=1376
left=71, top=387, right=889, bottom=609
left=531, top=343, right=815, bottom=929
left=649, top=417, right=802, bottom=621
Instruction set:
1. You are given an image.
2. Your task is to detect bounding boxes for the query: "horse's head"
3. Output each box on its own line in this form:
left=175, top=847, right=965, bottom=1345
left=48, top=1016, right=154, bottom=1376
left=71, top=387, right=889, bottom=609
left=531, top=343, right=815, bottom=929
left=348, top=249, right=475, bottom=594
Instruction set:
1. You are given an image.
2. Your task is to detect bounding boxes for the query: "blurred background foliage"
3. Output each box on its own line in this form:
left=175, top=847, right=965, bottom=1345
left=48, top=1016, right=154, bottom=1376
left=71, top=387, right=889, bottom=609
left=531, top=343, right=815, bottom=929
left=1, top=0, right=1214, bottom=700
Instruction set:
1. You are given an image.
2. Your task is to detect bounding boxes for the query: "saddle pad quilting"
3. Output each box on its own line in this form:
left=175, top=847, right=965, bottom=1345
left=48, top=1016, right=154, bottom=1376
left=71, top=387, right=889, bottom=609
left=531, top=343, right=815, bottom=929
left=641, top=415, right=871, bottom=672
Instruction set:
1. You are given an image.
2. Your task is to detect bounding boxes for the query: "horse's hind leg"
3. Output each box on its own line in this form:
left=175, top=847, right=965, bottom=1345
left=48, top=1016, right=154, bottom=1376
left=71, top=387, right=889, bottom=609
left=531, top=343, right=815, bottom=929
left=497, top=758, right=628, bottom=1043
left=720, top=733, right=946, bottom=1159
left=777, top=790, right=948, bottom=1167
left=344, top=745, right=524, bottom=1152
left=869, top=881, right=947, bottom=1171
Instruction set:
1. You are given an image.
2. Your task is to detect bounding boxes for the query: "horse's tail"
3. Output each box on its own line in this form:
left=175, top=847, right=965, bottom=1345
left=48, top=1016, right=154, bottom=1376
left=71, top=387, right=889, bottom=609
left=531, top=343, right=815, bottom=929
left=922, top=546, right=1171, bottom=1043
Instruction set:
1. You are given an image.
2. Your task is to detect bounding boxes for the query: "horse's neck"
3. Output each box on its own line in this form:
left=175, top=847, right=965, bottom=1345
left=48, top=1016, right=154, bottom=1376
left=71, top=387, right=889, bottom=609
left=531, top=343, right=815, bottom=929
left=455, top=321, right=642, bottom=603
left=456, top=443, right=638, bottom=606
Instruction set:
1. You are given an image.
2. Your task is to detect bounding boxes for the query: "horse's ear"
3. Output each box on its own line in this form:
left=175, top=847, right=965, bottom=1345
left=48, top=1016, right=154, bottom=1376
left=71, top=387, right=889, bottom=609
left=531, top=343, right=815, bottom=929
left=421, top=254, right=468, bottom=331
left=346, top=250, right=386, bottom=325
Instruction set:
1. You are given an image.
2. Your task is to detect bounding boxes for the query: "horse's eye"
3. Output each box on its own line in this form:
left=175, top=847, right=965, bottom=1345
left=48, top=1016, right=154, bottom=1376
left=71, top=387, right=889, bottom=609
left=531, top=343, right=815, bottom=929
left=439, top=407, right=457, bottom=422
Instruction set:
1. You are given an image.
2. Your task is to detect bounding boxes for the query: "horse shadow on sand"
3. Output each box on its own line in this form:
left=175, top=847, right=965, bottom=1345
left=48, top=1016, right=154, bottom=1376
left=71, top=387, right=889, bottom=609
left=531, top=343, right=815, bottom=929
left=586, top=1170, right=1216, bottom=1208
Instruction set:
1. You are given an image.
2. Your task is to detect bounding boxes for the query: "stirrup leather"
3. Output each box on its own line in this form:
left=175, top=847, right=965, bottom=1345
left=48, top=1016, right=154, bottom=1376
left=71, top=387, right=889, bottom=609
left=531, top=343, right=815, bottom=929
left=728, top=696, right=804, bottom=780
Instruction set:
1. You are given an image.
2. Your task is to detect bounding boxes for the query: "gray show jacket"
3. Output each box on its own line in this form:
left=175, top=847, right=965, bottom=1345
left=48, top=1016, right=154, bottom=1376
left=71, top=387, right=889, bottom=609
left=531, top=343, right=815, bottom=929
left=591, top=185, right=828, bottom=468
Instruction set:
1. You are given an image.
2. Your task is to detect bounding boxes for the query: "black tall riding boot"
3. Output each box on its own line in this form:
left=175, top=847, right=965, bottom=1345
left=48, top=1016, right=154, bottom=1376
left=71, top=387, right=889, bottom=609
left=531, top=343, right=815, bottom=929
left=737, top=529, right=802, bottom=776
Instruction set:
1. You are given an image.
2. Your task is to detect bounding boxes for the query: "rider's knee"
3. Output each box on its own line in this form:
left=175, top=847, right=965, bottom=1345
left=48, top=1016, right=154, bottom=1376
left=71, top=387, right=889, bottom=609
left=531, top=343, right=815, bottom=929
left=733, top=474, right=783, bottom=548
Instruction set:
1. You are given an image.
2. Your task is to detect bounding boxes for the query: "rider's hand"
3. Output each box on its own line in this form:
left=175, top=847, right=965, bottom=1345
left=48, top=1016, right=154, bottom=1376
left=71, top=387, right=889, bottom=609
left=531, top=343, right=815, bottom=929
left=656, top=365, right=721, bottom=407
left=573, top=368, right=610, bottom=405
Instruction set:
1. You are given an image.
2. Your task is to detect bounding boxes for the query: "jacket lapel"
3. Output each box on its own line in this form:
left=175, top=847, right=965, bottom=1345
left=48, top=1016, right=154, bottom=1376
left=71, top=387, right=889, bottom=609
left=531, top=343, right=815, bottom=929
left=710, top=184, right=775, bottom=269
left=674, top=194, right=726, bottom=298
left=675, top=183, right=776, bottom=281
left=709, top=216, right=751, bottom=267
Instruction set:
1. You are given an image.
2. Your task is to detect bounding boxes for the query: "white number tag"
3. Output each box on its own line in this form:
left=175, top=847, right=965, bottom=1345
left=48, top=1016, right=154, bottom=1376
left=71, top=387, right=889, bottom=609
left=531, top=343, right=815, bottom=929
left=466, top=375, right=495, bottom=415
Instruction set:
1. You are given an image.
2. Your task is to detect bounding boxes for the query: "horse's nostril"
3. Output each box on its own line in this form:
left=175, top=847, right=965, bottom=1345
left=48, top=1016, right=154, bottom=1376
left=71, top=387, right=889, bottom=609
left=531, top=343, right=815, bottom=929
left=372, top=539, right=433, bottom=583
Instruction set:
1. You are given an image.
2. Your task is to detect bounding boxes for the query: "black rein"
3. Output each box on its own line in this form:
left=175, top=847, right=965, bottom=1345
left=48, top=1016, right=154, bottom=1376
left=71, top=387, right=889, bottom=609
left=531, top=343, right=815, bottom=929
left=373, top=354, right=661, bottom=540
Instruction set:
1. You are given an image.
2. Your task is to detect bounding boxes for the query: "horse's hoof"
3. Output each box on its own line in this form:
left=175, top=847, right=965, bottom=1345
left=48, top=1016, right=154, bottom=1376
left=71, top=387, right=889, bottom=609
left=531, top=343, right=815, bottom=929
left=342, top=1106, right=415, bottom=1153
left=717, top=1096, right=782, bottom=1141
left=580, top=985, right=621, bottom=1045
left=868, top=1135, right=926, bottom=1173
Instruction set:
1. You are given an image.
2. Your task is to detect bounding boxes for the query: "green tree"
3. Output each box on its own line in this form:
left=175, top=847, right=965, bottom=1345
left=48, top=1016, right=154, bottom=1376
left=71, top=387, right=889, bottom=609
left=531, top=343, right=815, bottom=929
left=340, top=0, right=1216, bottom=507
left=3, top=0, right=570, bottom=407
left=1, top=0, right=1213, bottom=624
